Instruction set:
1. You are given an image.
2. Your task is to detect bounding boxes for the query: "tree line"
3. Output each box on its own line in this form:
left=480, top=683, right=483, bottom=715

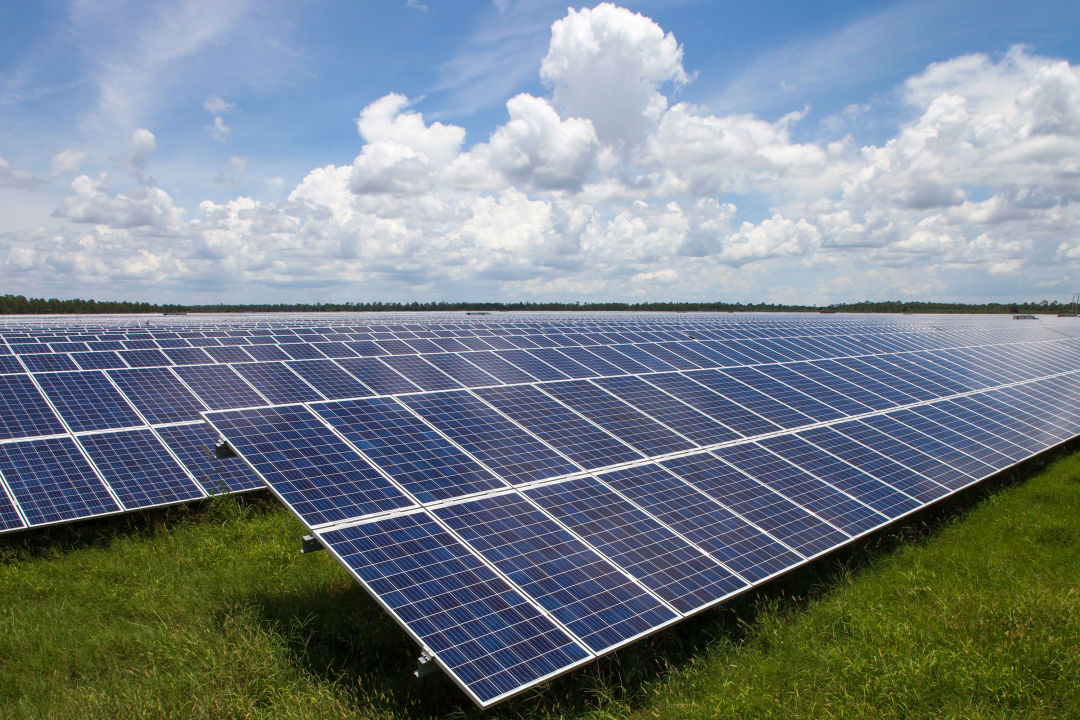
left=0, top=293, right=1074, bottom=316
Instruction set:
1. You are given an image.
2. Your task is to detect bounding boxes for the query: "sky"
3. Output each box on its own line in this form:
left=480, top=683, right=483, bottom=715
left=1, top=0, right=1079, bottom=306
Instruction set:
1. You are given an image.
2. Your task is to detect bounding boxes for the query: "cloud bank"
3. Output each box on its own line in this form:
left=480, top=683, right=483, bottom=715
left=3, top=3, right=1079, bottom=304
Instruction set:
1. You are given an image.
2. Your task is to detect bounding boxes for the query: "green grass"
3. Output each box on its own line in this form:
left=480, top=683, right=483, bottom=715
left=2, top=449, right=1079, bottom=720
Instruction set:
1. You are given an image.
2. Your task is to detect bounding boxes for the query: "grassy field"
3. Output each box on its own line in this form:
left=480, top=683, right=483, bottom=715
left=2, top=448, right=1079, bottom=720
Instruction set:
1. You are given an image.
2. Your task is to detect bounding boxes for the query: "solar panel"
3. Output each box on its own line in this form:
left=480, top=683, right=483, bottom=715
left=399, top=390, right=579, bottom=485
left=474, top=384, right=643, bottom=469
left=204, top=404, right=413, bottom=525
left=0, top=436, right=120, bottom=525
left=311, top=397, right=507, bottom=502
left=77, top=429, right=205, bottom=509
left=319, top=511, right=590, bottom=705
left=34, top=370, right=144, bottom=432
left=4, top=311, right=1080, bottom=707
left=0, top=374, right=67, bottom=439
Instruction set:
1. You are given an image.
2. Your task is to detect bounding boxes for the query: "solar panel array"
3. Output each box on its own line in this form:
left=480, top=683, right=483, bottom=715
left=4, top=311, right=1080, bottom=706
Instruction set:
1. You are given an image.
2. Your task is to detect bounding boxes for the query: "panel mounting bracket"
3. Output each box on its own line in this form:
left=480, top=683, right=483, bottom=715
left=301, top=534, right=324, bottom=554
left=414, top=648, right=437, bottom=678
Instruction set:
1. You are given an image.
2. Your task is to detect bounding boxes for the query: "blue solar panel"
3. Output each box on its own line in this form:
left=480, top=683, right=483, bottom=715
left=829, top=420, right=972, bottom=491
left=749, top=364, right=874, bottom=418
left=860, top=414, right=994, bottom=483
left=285, top=359, right=372, bottom=400
left=335, top=357, right=420, bottom=395
left=155, top=423, right=263, bottom=493
left=885, top=408, right=1017, bottom=469
left=400, top=390, right=579, bottom=485
left=828, top=358, right=931, bottom=403
left=232, top=362, right=324, bottom=404
left=0, top=437, right=120, bottom=525
left=204, top=404, right=413, bottom=525
left=107, top=367, right=208, bottom=424
left=714, top=443, right=885, bottom=536
left=526, top=348, right=594, bottom=378
left=421, top=353, right=500, bottom=388
left=662, top=452, right=849, bottom=558
left=118, top=348, right=172, bottom=367
left=0, top=356, right=24, bottom=374
left=599, top=464, right=800, bottom=582
left=475, top=385, right=643, bottom=469
left=163, top=347, right=215, bottom=365
left=0, top=484, right=23, bottom=530
left=173, top=364, right=267, bottom=410
left=312, top=397, right=507, bottom=502
left=810, top=359, right=914, bottom=406
left=929, top=399, right=1045, bottom=454
left=70, top=351, right=128, bottom=370
left=0, top=374, right=67, bottom=439
left=592, top=375, right=739, bottom=446
left=644, top=372, right=778, bottom=437
left=20, top=353, right=79, bottom=373
left=539, top=380, right=694, bottom=456
left=78, top=429, right=204, bottom=509
left=433, top=493, right=677, bottom=651
left=320, top=511, right=589, bottom=706
left=34, top=370, right=143, bottom=432
left=607, top=344, right=679, bottom=372
left=781, top=361, right=896, bottom=411
left=525, top=476, right=746, bottom=613
left=759, top=434, right=921, bottom=519
left=687, top=370, right=816, bottom=429
left=459, top=351, right=537, bottom=384
left=795, top=426, right=950, bottom=503
left=493, top=350, right=568, bottom=381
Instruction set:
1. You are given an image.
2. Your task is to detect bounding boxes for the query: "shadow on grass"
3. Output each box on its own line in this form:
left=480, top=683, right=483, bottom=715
left=0, top=489, right=276, bottom=561
left=235, top=437, right=1080, bottom=719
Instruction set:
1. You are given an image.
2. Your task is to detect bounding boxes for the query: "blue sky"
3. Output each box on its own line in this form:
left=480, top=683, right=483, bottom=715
left=2, top=0, right=1079, bottom=305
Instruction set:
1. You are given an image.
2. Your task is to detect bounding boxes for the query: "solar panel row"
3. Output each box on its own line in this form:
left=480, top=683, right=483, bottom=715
left=202, top=335, right=1080, bottom=706
left=4, top=312, right=1079, bottom=707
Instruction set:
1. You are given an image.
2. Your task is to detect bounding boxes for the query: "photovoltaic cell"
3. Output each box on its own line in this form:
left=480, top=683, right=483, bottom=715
left=829, top=420, right=971, bottom=491
left=155, top=422, right=263, bottom=493
left=460, top=351, right=537, bottom=384
left=599, top=464, right=800, bottom=583
left=434, top=493, right=677, bottom=652
left=759, top=434, right=921, bottom=518
left=539, top=380, right=694, bottom=456
left=714, top=443, right=885, bottom=535
left=232, top=362, right=324, bottom=404
left=422, top=353, right=500, bottom=388
left=475, top=384, right=643, bottom=469
left=204, top=404, right=413, bottom=526
left=688, top=370, right=816, bottom=429
left=336, top=357, right=420, bottom=395
left=525, top=476, right=746, bottom=613
left=173, top=364, right=267, bottom=410
left=312, top=397, right=507, bottom=502
left=795, top=426, right=949, bottom=503
left=78, top=429, right=204, bottom=509
left=593, top=375, right=740, bottom=446
left=663, top=452, right=848, bottom=558
left=401, top=390, right=579, bottom=485
left=0, top=485, right=23, bottom=530
left=0, top=374, right=66, bottom=439
left=319, top=512, right=589, bottom=706
left=34, top=370, right=144, bottom=432
left=107, top=367, right=208, bottom=424
left=20, top=353, right=79, bottom=373
left=493, top=350, right=568, bottom=381
left=0, top=437, right=120, bottom=525
left=644, top=372, right=779, bottom=437
left=285, top=359, right=372, bottom=400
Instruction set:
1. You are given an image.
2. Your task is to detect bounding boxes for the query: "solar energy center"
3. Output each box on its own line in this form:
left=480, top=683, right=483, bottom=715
left=3, top=311, right=1080, bottom=707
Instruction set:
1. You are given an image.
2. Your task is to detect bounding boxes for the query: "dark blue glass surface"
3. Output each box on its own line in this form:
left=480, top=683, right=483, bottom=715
left=313, top=397, right=506, bottom=502
left=434, top=493, right=676, bottom=652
